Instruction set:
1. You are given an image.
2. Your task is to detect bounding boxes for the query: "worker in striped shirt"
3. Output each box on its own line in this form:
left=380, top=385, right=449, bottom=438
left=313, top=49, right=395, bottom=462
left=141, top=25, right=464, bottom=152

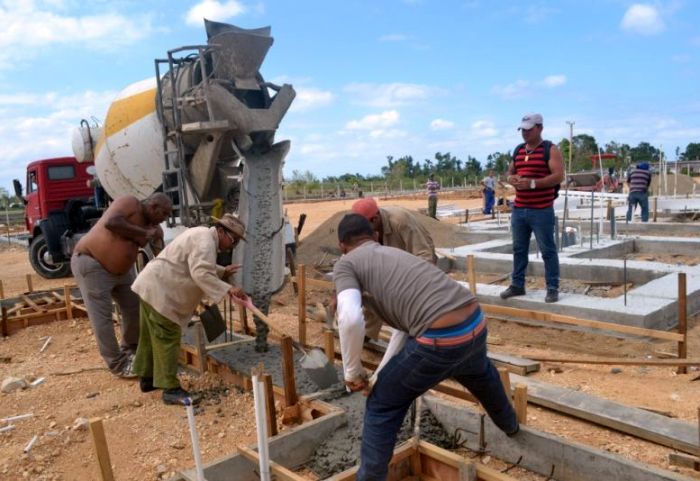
left=425, top=174, right=440, bottom=218
left=626, top=162, right=652, bottom=222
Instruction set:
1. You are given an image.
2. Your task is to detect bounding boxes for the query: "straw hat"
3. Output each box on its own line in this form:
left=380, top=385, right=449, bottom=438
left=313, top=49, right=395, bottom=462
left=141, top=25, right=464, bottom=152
left=212, top=213, right=247, bottom=241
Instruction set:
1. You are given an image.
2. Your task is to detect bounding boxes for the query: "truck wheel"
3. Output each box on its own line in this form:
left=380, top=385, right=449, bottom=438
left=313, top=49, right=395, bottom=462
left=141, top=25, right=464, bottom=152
left=29, top=234, right=71, bottom=279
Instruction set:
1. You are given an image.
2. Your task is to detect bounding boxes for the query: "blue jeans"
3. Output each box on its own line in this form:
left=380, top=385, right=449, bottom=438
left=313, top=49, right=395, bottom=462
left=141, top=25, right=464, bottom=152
left=626, top=191, right=649, bottom=222
left=483, top=188, right=495, bottom=214
left=357, top=329, right=517, bottom=481
left=510, top=207, right=559, bottom=291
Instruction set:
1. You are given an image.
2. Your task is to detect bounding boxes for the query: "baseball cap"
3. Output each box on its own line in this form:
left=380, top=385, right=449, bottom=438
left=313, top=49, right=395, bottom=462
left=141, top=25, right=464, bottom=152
left=351, top=197, right=380, bottom=220
left=518, top=113, right=543, bottom=130
left=212, top=213, right=247, bottom=241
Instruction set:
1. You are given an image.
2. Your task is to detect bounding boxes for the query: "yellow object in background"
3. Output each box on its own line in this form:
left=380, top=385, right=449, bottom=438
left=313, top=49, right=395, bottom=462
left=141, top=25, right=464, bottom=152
left=211, top=198, right=224, bottom=220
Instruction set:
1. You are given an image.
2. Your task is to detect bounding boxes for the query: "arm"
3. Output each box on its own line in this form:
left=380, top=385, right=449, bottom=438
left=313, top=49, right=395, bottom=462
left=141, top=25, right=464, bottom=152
left=187, top=237, right=233, bottom=304
left=104, top=197, right=159, bottom=245
left=336, top=288, right=367, bottom=385
left=510, top=145, right=564, bottom=190
left=368, top=327, right=407, bottom=387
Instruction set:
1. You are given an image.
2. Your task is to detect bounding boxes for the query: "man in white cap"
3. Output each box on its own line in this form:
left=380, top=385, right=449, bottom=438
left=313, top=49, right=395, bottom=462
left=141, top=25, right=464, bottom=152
left=502, top=113, right=564, bottom=303
left=131, top=214, right=247, bottom=405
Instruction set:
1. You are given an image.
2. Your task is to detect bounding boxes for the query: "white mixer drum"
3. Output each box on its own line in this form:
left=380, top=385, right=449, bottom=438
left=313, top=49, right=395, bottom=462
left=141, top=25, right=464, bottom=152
left=93, top=78, right=165, bottom=200
left=71, top=123, right=102, bottom=163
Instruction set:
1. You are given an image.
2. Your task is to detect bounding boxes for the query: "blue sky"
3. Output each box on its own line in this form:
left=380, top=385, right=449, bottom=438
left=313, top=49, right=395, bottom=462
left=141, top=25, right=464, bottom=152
left=0, top=0, right=698, bottom=193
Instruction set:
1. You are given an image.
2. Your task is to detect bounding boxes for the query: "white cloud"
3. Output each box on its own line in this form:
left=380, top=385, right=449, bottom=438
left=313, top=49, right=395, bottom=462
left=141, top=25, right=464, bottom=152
left=185, top=0, right=247, bottom=27
left=430, top=119, right=454, bottom=130
left=542, top=75, right=567, bottom=87
left=491, top=80, right=530, bottom=99
left=344, top=83, right=437, bottom=108
left=291, top=88, right=335, bottom=112
left=369, top=129, right=406, bottom=139
left=346, top=110, right=400, bottom=130
left=620, top=4, right=665, bottom=35
left=471, top=120, right=498, bottom=138
left=379, top=34, right=408, bottom=42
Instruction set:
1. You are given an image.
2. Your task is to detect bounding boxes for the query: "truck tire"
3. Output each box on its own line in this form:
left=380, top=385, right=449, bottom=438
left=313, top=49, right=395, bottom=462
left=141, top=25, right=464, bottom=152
left=29, top=234, right=71, bottom=279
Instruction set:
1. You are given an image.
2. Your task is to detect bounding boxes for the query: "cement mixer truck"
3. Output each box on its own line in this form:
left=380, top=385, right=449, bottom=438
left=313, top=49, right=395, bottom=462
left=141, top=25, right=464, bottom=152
left=18, top=20, right=295, bottom=329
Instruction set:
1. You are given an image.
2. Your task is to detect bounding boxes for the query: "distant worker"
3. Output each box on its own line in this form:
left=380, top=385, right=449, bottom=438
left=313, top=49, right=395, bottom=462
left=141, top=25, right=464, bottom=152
left=334, top=214, right=519, bottom=481
left=602, top=167, right=619, bottom=193
left=626, top=162, right=652, bottom=222
left=480, top=169, right=503, bottom=215
left=71, top=193, right=172, bottom=378
left=502, top=113, right=564, bottom=303
left=425, top=174, right=440, bottom=218
left=131, top=214, right=247, bottom=405
left=351, top=197, right=436, bottom=340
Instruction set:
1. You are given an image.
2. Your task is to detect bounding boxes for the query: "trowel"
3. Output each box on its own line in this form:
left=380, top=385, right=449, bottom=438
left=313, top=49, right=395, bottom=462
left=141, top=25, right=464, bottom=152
left=233, top=296, right=339, bottom=389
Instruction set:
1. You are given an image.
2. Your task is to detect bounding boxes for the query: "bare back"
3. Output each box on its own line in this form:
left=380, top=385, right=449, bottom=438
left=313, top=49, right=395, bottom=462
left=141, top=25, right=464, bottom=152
left=75, top=196, right=151, bottom=275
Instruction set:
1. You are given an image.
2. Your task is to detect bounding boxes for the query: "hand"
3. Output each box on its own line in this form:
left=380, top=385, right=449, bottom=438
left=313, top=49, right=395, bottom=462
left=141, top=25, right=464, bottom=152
left=510, top=177, right=531, bottom=190
left=228, top=287, right=247, bottom=301
left=224, top=264, right=242, bottom=277
left=345, top=377, right=369, bottom=395
left=506, top=174, right=520, bottom=185
left=144, top=226, right=160, bottom=241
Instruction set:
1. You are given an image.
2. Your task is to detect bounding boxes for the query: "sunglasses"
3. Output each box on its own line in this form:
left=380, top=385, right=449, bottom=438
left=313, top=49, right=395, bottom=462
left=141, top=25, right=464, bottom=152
left=224, top=230, right=240, bottom=246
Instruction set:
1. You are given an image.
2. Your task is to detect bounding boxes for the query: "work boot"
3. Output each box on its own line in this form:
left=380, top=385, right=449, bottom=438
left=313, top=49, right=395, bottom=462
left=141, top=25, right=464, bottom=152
left=505, top=423, right=520, bottom=437
left=162, top=387, right=200, bottom=406
left=139, top=377, right=157, bottom=393
left=545, top=289, right=559, bottom=303
left=254, top=343, right=269, bottom=353
left=500, top=285, right=526, bottom=299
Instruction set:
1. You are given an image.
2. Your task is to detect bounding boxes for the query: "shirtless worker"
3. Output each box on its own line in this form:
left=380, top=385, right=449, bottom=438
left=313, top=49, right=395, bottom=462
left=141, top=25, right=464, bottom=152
left=71, top=193, right=172, bottom=377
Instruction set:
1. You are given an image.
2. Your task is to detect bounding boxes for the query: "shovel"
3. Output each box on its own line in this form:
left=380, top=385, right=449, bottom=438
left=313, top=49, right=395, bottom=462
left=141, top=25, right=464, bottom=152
left=233, top=295, right=339, bottom=389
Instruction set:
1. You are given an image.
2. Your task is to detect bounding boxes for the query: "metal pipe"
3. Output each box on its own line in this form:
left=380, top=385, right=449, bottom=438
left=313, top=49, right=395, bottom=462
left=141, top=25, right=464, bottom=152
left=589, top=190, right=594, bottom=251
left=623, top=256, right=628, bottom=306
left=186, top=399, right=206, bottom=481
left=252, top=374, right=271, bottom=481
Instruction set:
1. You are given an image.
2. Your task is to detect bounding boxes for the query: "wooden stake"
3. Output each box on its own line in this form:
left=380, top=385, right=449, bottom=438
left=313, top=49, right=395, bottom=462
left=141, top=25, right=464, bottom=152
left=498, top=367, right=511, bottom=401
left=653, top=197, right=658, bottom=222
left=466, top=255, right=477, bottom=295
left=25, top=274, right=33, bottom=293
left=280, top=336, right=298, bottom=407
left=263, top=373, right=278, bottom=437
left=195, top=322, right=208, bottom=373
left=239, top=304, right=250, bottom=335
left=89, top=418, right=115, bottom=481
left=513, top=384, right=527, bottom=425
left=324, top=329, right=335, bottom=360
left=297, top=264, right=307, bottom=345
left=1, top=306, right=7, bottom=338
left=0, top=279, right=4, bottom=299
left=63, top=285, right=73, bottom=321
left=677, top=272, right=688, bottom=374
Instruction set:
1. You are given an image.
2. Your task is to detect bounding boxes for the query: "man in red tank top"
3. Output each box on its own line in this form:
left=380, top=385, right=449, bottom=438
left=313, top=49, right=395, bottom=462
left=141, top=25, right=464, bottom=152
left=501, top=113, right=564, bottom=303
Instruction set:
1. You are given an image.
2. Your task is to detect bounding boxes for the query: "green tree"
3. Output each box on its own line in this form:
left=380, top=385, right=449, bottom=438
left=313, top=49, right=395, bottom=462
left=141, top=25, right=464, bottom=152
left=680, top=143, right=700, bottom=161
left=629, top=142, right=660, bottom=164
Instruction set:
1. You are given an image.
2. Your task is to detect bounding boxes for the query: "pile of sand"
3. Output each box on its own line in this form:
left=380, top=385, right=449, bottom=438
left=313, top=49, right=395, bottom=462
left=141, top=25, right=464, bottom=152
left=650, top=173, right=697, bottom=196
left=296, top=208, right=472, bottom=269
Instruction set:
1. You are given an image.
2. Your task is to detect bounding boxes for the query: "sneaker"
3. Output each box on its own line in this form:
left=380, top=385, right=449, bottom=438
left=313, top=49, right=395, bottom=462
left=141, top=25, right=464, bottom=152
left=500, top=285, right=526, bottom=299
left=139, top=377, right=157, bottom=393
left=545, top=289, right=559, bottom=303
left=116, top=356, right=138, bottom=379
left=162, top=387, right=199, bottom=406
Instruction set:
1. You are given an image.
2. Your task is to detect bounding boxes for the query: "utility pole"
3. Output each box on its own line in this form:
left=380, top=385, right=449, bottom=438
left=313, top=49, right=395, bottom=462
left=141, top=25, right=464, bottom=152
left=566, top=121, right=575, bottom=172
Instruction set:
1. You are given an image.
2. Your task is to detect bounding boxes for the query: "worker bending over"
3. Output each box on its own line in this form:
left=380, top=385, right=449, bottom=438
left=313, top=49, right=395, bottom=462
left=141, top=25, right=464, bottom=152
left=334, top=214, right=518, bottom=481
left=71, top=193, right=172, bottom=378
left=131, top=214, right=247, bottom=405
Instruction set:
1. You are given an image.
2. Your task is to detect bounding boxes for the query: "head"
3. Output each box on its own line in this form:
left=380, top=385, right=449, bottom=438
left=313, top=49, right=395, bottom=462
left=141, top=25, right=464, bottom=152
left=213, top=213, right=247, bottom=252
left=351, top=197, right=382, bottom=231
left=143, top=193, right=173, bottom=225
left=429, top=174, right=435, bottom=181
left=337, top=214, right=377, bottom=254
left=488, top=169, right=494, bottom=177
left=518, top=113, right=544, bottom=144
left=638, top=162, right=650, bottom=171
left=608, top=167, right=614, bottom=175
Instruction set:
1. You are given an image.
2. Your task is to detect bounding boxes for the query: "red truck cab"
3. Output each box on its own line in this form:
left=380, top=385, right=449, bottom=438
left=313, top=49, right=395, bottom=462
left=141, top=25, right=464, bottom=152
left=18, top=157, right=98, bottom=278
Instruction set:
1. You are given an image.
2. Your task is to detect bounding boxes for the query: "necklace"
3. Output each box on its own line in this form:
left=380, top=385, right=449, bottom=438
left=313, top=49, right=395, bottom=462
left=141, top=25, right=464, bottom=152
left=524, top=141, right=542, bottom=162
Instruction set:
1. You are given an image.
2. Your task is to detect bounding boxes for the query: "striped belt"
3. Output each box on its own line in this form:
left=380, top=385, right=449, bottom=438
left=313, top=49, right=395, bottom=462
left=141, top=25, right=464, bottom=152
left=416, top=317, right=486, bottom=347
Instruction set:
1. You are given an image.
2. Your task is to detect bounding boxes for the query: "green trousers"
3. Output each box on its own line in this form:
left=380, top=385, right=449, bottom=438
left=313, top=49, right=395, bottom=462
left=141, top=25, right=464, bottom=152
left=132, top=301, right=181, bottom=389
left=428, top=196, right=438, bottom=218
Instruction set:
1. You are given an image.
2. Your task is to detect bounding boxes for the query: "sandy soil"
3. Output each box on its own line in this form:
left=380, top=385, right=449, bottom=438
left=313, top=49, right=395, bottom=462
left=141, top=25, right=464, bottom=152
left=1, top=198, right=699, bottom=480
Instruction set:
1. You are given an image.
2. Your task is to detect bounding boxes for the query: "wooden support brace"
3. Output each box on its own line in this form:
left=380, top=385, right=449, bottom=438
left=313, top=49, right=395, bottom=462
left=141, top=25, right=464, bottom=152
left=466, top=255, right=477, bottom=295
left=239, top=304, right=250, bottom=335
left=237, top=444, right=307, bottom=481
left=653, top=197, right=658, bottom=222
left=526, top=356, right=700, bottom=366
left=89, top=418, right=115, bottom=481
left=263, top=373, right=278, bottom=437
left=25, top=274, right=33, bottom=293
left=514, top=384, right=527, bottom=425
left=297, top=264, right=307, bottom=345
left=324, top=329, right=335, bottom=360
left=1, top=306, right=8, bottom=338
left=21, top=294, right=43, bottom=312
left=205, top=339, right=251, bottom=352
left=0, top=279, right=4, bottom=299
left=63, top=285, right=73, bottom=321
left=194, top=322, right=208, bottom=373
left=668, top=453, right=700, bottom=471
left=677, top=272, right=688, bottom=374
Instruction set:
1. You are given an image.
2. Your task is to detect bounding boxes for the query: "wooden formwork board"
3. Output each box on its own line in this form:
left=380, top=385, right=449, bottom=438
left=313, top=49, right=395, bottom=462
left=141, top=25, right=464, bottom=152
left=1, top=286, right=84, bottom=336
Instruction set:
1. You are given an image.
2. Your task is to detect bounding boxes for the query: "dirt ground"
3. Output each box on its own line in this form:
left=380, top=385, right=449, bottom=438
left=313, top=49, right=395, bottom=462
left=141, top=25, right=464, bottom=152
left=1, top=195, right=700, bottom=480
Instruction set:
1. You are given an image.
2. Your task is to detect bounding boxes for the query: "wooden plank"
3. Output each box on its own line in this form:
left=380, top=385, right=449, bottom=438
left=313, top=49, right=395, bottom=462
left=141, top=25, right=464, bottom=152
left=513, top=384, right=527, bottom=425
left=510, top=373, right=700, bottom=456
left=263, top=374, right=278, bottom=437
left=1, top=306, right=8, bottom=337
left=25, top=274, right=33, bottom=293
left=466, top=255, right=477, bottom=295
left=89, top=418, right=115, bottom=481
left=475, top=464, right=522, bottom=481
left=292, top=276, right=334, bottom=290
left=487, top=352, right=540, bottom=374
left=194, top=323, right=208, bottom=373
left=481, top=303, right=684, bottom=342
left=525, top=356, right=700, bottom=366
left=0, top=279, right=4, bottom=299
left=677, top=273, right=688, bottom=374
left=298, top=264, right=307, bottom=345
left=237, top=444, right=307, bottom=481
left=205, top=339, right=250, bottom=352
left=324, top=329, right=335, bottom=360
left=21, top=294, right=44, bottom=312
left=418, top=440, right=466, bottom=467
left=668, top=452, right=700, bottom=471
